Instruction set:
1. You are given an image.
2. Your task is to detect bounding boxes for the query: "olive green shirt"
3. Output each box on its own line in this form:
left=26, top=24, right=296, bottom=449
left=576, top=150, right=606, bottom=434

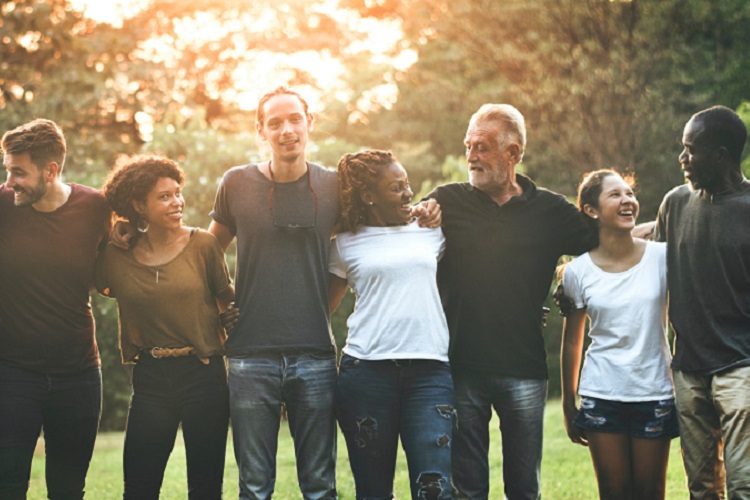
left=96, top=229, right=231, bottom=363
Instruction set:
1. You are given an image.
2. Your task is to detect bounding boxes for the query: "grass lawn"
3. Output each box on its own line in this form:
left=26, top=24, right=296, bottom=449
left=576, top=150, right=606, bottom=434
left=27, top=399, right=688, bottom=498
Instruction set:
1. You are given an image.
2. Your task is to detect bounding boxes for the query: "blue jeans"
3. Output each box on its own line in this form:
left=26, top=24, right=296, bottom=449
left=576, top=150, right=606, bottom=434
left=123, top=355, right=229, bottom=500
left=451, top=371, right=547, bottom=500
left=336, top=354, right=455, bottom=500
left=0, top=362, right=101, bottom=500
left=228, top=352, right=338, bottom=500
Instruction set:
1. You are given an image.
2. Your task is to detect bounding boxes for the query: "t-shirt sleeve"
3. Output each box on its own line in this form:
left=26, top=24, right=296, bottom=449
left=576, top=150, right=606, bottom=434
left=557, top=198, right=596, bottom=256
left=328, top=237, right=347, bottom=279
left=436, top=228, right=446, bottom=260
left=562, top=262, right=586, bottom=309
left=209, top=174, right=236, bottom=235
left=94, top=245, right=115, bottom=297
left=654, top=196, right=668, bottom=243
left=205, top=233, right=232, bottom=296
left=422, top=185, right=440, bottom=202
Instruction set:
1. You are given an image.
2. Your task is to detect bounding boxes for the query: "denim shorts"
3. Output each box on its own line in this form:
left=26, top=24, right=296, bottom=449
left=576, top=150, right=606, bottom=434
left=574, top=396, right=679, bottom=439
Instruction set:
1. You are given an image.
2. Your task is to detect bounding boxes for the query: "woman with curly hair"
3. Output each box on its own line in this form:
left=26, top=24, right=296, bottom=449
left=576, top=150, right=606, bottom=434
left=329, top=150, right=453, bottom=499
left=558, top=169, right=677, bottom=500
left=96, top=154, right=234, bottom=499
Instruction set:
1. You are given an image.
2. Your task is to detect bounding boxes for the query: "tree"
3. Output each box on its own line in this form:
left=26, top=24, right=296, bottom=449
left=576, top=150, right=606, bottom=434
left=340, top=0, right=750, bottom=218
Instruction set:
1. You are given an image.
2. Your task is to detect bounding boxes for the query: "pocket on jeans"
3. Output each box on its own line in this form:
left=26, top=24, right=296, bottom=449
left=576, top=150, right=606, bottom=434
left=338, top=354, right=360, bottom=370
left=307, top=351, right=336, bottom=361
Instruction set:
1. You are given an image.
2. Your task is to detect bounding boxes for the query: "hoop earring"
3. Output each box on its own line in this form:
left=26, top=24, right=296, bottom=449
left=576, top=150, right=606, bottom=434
left=137, top=218, right=150, bottom=233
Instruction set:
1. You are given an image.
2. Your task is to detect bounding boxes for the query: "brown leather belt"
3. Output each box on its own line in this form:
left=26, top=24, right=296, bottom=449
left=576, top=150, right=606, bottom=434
left=149, top=347, right=210, bottom=365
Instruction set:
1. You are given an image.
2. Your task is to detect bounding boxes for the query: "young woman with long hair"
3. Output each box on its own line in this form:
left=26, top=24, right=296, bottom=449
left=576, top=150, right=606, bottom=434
left=558, top=169, right=678, bottom=500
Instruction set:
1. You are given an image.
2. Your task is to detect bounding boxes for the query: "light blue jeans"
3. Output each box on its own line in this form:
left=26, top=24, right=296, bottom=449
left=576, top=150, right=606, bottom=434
left=451, top=371, right=547, bottom=500
left=228, top=353, right=338, bottom=500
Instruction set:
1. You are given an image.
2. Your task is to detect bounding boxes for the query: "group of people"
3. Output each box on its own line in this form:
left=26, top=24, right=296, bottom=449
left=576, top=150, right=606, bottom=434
left=0, top=84, right=747, bottom=500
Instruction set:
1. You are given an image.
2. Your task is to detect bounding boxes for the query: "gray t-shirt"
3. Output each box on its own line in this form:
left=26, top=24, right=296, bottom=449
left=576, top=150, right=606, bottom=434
left=655, top=182, right=750, bottom=373
left=210, top=162, right=340, bottom=356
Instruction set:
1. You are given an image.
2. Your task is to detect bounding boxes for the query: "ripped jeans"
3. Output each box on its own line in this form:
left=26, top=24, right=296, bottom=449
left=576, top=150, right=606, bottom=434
left=336, top=354, right=454, bottom=499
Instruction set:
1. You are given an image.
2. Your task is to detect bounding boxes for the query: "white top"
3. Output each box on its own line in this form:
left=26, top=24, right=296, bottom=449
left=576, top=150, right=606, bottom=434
left=329, top=222, right=449, bottom=361
left=563, top=241, right=674, bottom=401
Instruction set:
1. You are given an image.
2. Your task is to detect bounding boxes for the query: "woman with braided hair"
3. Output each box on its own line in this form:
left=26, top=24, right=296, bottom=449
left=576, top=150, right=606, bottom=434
left=328, top=150, right=453, bottom=499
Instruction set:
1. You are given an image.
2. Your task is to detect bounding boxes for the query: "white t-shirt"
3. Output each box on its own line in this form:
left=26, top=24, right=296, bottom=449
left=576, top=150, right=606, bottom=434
left=329, top=222, right=449, bottom=361
left=563, top=241, right=674, bottom=401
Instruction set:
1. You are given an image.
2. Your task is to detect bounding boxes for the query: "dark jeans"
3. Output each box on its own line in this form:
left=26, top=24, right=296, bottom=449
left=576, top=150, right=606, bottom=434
left=123, top=355, right=229, bottom=500
left=336, top=354, right=455, bottom=500
left=451, top=370, right=547, bottom=500
left=0, top=362, right=101, bottom=500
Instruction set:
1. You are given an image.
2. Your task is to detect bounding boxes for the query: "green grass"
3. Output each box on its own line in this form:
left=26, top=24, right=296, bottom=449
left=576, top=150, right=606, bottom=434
left=28, top=400, right=688, bottom=498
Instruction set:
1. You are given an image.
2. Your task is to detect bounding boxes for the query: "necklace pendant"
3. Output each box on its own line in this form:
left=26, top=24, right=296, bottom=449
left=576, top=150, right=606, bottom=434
left=156, top=269, right=159, bottom=283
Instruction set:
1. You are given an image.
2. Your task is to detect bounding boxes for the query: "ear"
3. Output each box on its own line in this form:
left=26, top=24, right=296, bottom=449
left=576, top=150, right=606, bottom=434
left=505, top=143, right=521, bottom=164
left=714, top=145, right=731, bottom=163
left=307, top=113, right=314, bottom=133
left=256, top=122, right=266, bottom=142
left=131, top=199, right=145, bottom=216
left=45, top=161, right=60, bottom=180
left=360, top=190, right=375, bottom=206
left=582, top=204, right=599, bottom=220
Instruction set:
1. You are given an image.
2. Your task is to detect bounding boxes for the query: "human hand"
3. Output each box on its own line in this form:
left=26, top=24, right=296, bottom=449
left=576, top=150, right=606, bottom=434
left=563, top=403, right=588, bottom=446
left=632, top=221, right=656, bottom=240
left=219, top=302, right=240, bottom=331
left=111, top=220, right=136, bottom=250
left=553, top=283, right=575, bottom=317
left=413, top=199, right=441, bottom=228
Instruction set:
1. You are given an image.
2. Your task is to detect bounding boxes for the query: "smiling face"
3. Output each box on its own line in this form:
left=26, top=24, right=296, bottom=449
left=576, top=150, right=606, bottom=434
left=134, top=176, right=185, bottom=231
left=584, top=174, right=639, bottom=232
left=464, top=120, right=517, bottom=194
left=257, top=93, right=313, bottom=165
left=679, top=117, right=720, bottom=191
left=3, top=152, right=49, bottom=207
left=363, top=162, right=414, bottom=226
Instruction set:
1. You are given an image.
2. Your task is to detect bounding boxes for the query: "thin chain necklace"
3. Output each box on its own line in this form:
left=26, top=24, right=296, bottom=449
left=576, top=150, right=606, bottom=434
left=143, top=232, right=184, bottom=283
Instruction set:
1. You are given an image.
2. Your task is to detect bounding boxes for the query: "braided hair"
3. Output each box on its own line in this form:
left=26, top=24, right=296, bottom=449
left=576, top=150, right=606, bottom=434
left=337, top=150, right=396, bottom=233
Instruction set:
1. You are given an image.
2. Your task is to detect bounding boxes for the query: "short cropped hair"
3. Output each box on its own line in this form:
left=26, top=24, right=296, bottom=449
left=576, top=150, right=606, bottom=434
left=469, top=104, right=526, bottom=162
left=1, top=119, right=66, bottom=171
left=102, top=154, right=185, bottom=224
left=691, top=106, right=747, bottom=164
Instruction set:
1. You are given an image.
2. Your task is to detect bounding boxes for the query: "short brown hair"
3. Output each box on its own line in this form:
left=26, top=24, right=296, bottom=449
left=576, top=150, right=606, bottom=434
left=1, top=119, right=66, bottom=171
left=102, top=154, right=185, bottom=224
left=256, top=86, right=310, bottom=129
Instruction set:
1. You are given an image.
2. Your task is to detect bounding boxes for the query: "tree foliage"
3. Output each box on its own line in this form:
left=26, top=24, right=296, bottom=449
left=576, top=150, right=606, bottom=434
left=341, top=0, right=750, bottom=217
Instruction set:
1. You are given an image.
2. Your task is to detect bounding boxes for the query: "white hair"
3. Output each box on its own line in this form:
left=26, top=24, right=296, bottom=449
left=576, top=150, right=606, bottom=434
left=469, top=104, right=526, bottom=162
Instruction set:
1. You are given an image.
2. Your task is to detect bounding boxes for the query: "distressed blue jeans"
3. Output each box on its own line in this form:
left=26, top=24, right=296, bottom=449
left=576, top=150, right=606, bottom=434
left=228, top=353, right=338, bottom=500
left=451, top=371, right=547, bottom=500
left=0, top=362, right=101, bottom=500
left=336, top=354, right=455, bottom=500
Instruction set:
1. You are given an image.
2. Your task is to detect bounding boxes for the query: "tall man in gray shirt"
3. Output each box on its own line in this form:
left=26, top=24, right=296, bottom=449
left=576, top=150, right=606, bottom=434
left=655, top=105, right=750, bottom=499
left=209, top=87, right=340, bottom=499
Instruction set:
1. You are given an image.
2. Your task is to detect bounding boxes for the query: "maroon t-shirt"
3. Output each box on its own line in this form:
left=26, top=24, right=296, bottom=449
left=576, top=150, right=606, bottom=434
left=0, top=183, right=110, bottom=374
